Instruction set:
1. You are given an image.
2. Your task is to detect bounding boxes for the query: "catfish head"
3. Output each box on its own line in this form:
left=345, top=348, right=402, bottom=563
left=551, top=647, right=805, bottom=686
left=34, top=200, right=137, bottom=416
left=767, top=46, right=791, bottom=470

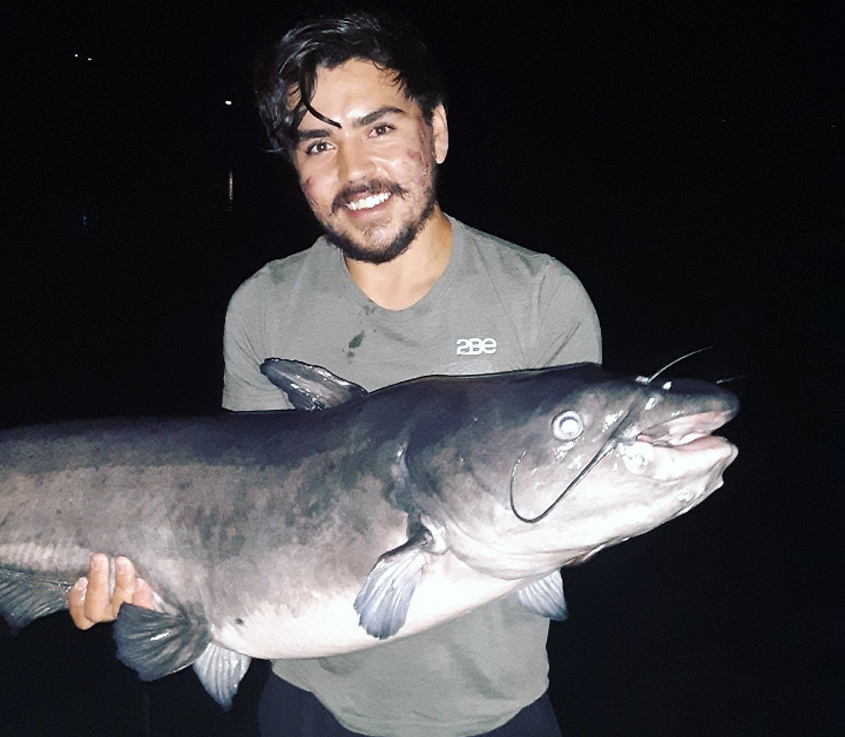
left=398, top=364, right=739, bottom=578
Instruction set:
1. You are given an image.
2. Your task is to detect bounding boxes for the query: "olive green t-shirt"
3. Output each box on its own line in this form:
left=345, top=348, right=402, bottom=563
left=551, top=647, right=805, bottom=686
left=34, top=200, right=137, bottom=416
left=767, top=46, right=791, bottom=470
left=222, top=216, right=601, bottom=736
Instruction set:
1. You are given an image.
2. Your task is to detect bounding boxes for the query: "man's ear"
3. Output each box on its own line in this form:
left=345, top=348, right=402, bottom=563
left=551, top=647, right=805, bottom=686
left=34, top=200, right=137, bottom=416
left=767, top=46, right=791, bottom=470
left=431, top=104, right=449, bottom=164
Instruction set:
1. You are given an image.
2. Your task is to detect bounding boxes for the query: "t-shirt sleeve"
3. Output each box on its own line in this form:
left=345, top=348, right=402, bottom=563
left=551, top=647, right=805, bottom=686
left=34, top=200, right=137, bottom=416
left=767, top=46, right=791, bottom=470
left=532, top=260, right=602, bottom=368
left=222, top=276, right=293, bottom=412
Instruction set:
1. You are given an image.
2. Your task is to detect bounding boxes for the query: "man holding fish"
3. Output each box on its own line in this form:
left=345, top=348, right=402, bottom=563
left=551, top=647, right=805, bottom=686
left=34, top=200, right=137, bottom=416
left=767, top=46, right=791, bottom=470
left=69, top=11, right=600, bottom=736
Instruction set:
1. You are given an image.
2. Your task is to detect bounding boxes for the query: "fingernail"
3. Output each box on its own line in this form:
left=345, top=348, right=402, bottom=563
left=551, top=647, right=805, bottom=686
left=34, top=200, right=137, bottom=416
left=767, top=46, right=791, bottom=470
left=74, top=577, right=88, bottom=602
left=91, top=554, right=105, bottom=571
left=116, top=556, right=128, bottom=574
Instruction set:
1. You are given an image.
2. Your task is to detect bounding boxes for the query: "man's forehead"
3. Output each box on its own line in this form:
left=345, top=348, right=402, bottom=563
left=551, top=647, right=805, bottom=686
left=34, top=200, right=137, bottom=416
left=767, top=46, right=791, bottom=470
left=322, top=58, right=400, bottom=82
left=288, top=59, right=415, bottom=119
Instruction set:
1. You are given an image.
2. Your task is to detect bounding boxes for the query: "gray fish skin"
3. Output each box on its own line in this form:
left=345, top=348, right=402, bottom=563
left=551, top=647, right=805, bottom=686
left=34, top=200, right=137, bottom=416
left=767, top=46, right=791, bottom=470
left=0, top=362, right=739, bottom=707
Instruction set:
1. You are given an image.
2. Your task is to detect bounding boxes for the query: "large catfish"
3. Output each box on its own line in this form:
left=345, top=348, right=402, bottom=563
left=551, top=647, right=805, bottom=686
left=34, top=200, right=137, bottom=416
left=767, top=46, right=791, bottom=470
left=0, top=360, right=738, bottom=706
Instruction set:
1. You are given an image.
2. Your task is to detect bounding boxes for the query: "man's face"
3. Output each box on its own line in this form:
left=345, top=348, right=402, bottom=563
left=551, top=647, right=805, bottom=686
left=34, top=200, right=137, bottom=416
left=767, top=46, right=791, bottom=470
left=291, top=59, right=448, bottom=264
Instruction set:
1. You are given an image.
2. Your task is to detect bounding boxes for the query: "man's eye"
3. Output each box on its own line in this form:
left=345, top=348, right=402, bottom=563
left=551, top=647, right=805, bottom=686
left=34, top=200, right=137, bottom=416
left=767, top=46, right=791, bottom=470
left=371, top=124, right=394, bottom=137
left=304, top=140, right=331, bottom=155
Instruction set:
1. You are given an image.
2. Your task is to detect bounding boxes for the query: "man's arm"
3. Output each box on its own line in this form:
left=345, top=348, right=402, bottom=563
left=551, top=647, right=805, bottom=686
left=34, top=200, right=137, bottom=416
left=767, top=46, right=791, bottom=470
left=533, top=262, right=602, bottom=368
left=222, top=275, right=293, bottom=411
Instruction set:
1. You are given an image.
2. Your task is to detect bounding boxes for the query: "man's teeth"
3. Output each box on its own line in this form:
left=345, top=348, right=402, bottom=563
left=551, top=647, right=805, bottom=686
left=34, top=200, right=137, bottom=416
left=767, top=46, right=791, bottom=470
left=346, top=192, right=391, bottom=211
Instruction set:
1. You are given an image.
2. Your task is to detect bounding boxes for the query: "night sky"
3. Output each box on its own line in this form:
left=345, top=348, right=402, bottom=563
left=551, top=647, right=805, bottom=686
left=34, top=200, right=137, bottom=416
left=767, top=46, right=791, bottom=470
left=1, top=2, right=841, bottom=735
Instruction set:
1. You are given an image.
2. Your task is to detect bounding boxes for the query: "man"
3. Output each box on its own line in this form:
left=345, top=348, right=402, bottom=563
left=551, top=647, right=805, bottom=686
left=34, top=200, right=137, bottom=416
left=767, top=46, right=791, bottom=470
left=69, top=11, right=600, bottom=737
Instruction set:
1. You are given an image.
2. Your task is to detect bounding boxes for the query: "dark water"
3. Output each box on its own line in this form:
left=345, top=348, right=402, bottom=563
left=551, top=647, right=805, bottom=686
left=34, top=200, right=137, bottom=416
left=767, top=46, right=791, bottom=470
left=1, top=3, right=840, bottom=735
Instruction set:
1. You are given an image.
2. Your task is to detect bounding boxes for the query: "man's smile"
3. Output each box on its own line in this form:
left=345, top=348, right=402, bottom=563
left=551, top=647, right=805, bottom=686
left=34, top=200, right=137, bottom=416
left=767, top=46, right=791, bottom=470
left=331, top=181, right=407, bottom=216
left=345, top=191, right=392, bottom=211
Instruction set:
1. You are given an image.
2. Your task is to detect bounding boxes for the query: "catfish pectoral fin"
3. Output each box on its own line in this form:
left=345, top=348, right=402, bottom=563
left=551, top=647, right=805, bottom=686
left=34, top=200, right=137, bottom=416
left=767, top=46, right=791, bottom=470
left=512, top=570, right=568, bottom=621
left=114, top=603, right=210, bottom=682
left=192, top=642, right=251, bottom=710
left=0, top=565, right=74, bottom=632
left=354, top=529, right=434, bottom=640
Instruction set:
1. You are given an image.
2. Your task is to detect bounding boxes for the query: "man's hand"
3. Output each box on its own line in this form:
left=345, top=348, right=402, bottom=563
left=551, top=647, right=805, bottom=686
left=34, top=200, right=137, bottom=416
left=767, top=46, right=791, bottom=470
left=68, top=554, right=153, bottom=630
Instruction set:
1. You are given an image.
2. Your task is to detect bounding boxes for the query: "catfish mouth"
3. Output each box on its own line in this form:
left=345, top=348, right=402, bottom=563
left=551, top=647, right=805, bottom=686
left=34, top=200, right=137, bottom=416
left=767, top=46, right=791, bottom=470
left=619, top=410, right=738, bottom=481
left=510, top=395, right=739, bottom=524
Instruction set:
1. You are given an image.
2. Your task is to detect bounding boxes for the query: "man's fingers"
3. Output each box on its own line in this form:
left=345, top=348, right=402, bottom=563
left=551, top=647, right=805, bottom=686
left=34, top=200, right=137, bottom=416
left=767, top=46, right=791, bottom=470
left=68, top=576, right=95, bottom=630
left=68, top=553, right=122, bottom=628
left=82, top=553, right=115, bottom=624
left=67, top=554, right=154, bottom=630
left=111, top=556, right=140, bottom=618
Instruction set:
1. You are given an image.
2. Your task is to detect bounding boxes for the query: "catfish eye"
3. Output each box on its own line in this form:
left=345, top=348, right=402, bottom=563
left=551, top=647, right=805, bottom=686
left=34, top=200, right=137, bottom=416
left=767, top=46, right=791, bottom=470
left=552, top=410, right=583, bottom=441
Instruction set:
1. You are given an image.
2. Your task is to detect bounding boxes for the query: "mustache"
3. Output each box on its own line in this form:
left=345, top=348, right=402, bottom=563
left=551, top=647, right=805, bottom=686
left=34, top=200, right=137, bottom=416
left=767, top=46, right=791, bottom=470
left=331, top=181, right=408, bottom=214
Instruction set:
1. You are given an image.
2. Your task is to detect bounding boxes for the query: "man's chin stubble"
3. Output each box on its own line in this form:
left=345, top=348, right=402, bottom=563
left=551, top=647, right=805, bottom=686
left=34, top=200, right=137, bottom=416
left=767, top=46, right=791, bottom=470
left=323, top=196, right=436, bottom=265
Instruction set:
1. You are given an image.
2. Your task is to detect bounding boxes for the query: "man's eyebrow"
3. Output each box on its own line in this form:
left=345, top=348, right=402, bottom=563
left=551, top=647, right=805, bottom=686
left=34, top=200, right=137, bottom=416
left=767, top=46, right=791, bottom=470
left=297, top=127, right=334, bottom=142
left=297, top=106, right=406, bottom=142
left=354, top=106, right=405, bottom=127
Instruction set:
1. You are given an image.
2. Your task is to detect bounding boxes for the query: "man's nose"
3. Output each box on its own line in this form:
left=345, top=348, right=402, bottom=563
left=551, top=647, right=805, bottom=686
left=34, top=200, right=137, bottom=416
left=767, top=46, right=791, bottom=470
left=337, top=141, right=375, bottom=182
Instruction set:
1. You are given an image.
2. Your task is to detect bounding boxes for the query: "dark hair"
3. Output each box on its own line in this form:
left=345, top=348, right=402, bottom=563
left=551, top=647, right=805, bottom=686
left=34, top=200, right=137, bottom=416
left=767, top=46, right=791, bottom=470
left=253, top=11, right=445, bottom=158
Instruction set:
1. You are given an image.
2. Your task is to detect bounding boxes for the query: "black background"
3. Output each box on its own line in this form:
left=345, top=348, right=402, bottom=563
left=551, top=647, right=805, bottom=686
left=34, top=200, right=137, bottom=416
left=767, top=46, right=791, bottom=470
left=1, top=2, right=841, bottom=735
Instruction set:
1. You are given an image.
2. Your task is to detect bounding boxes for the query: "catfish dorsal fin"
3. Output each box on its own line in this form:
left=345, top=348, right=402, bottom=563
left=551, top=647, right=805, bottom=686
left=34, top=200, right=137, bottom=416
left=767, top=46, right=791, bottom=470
left=260, top=359, right=368, bottom=411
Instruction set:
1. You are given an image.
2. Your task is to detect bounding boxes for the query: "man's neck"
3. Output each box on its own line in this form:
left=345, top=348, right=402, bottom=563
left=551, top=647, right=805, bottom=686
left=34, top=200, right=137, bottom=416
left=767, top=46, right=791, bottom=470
left=344, top=209, right=452, bottom=311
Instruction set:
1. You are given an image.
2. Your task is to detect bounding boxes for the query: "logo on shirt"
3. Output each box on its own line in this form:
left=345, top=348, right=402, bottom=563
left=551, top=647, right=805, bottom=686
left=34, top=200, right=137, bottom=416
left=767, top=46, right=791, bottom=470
left=456, top=338, right=498, bottom=356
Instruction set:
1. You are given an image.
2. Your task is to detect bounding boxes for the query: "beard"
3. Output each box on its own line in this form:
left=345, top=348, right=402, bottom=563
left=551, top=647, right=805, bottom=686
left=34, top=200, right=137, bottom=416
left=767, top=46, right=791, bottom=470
left=321, top=169, right=439, bottom=265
